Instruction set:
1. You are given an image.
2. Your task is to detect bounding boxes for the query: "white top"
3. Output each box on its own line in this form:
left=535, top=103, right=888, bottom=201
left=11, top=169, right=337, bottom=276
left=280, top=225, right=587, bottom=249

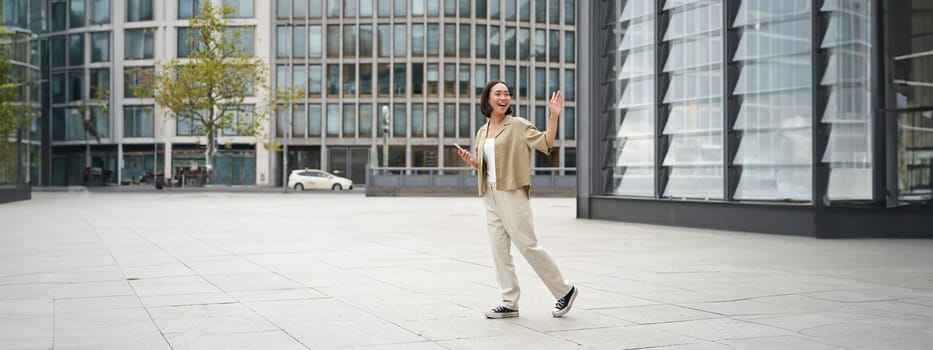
left=484, top=138, right=496, bottom=184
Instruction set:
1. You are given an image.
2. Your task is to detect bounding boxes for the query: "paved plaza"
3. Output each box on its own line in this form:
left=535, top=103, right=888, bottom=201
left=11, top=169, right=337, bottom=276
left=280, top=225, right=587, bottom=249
left=1, top=190, right=933, bottom=349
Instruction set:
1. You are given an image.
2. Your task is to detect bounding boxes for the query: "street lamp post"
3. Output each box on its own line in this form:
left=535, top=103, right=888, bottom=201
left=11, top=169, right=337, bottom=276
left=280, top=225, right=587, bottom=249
left=382, top=106, right=389, bottom=169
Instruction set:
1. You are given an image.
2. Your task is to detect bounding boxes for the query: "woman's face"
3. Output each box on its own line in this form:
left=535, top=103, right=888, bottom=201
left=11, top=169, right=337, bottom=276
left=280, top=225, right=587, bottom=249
left=488, top=83, right=512, bottom=116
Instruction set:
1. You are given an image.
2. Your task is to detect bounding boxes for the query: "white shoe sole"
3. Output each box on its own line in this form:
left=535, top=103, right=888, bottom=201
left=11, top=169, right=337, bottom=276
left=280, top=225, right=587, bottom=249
left=552, top=288, right=578, bottom=317
left=485, top=311, right=519, bottom=319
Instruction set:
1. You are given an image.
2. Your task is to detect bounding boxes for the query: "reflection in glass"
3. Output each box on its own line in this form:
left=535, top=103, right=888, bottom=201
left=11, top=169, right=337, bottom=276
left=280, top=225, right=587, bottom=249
left=732, top=0, right=812, bottom=200
left=821, top=0, right=872, bottom=200
left=660, top=0, right=723, bottom=199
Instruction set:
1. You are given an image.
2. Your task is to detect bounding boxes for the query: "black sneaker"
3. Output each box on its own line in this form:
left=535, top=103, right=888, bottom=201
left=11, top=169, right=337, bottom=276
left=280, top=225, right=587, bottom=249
left=484, top=305, right=519, bottom=319
left=552, top=286, right=578, bottom=317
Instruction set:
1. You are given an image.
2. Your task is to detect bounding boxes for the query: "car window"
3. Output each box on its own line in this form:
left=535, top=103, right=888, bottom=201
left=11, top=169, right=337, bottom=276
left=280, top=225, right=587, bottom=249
left=312, top=171, right=327, bottom=177
left=299, top=171, right=313, bottom=176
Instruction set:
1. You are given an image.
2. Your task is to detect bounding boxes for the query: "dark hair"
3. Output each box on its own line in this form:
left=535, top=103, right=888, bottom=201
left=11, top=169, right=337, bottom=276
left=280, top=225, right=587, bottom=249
left=479, top=80, right=514, bottom=118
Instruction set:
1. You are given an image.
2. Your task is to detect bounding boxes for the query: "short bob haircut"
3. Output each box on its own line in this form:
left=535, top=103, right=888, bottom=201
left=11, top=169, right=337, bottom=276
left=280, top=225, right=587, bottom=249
left=479, top=80, right=514, bottom=118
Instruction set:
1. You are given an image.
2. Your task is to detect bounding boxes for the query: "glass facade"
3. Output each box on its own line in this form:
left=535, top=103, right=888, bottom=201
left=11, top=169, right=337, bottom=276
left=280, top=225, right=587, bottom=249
left=274, top=0, right=577, bottom=176
left=585, top=0, right=933, bottom=237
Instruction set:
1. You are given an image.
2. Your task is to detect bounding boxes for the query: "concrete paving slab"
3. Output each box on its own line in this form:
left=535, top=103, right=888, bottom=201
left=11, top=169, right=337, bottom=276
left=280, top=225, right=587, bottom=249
left=3, top=192, right=933, bottom=349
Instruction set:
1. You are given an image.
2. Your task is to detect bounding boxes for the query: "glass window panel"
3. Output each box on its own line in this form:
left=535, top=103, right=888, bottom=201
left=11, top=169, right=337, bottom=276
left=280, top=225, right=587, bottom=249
left=309, top=25, right=323, bottom=57
left=394, top=63, right=407, bottom=95
left=378, top=24, right=391, bottom=57
left=294, top=0, right=309, bottom=17
left=276, top=26, right=289, bottom=57
left=505, top=0, right=516, bottom=20
left=444, top=104, right=456, bottom=137
left=360, top=0, right=373, bottom=16
left=490, top=26, right=500, bottom=59
left=378, top=63, right=391, bottom=96
left=343, top=105, right=357, bottom=137
left=533, top=0, right=544, bottom=22
left=223, top=0, right=253, bottom=18
left=69, top=34, right=84, bottom=66
left=548, top=30, right=560, bottom=62
left=125, top=29, right=154, bottom=59
left=359, top=25, right=373, bottom=57
left=427, top=105, right=439, bottom=137
left=293, top=65, right=307, bottom=94
left=124, top=67, right=153, bottom=97
left=459, top=103, right=471, bottom=137
left=475, top=65, right=486, bottom=95
left=344, top=25, right=357, bottom=56
left=71, top=0, right=86, bottom=27
left=345, top=0, right=357, bottom=17
left=412, top=104, right=424, bottom=137
left=127, top=0, right=153, bottom=21
left=309, top=105, right=322, bottom=136
left=277, top=0, right=291, bottom=18
left=51, top=74, right=65, bottom=103
left=359, top=104, right=373, bottom=136
left=327, top=65, right=339, bottom=96
left=327, top=0, right=340, bottom=17
left=179, top=0, right=204, bottom=19
left=520, top=0, right=530, bottom=21
left=427, top=0, right=440, bottom=16
left=519, top=28, right=530, bottom=60
left=413, top=0, right=425, bottom=15
left=427, top=63, right=440, bottom=96
left=565, top=31, right=575, bottom=63
left=308, top=65, right=323, bottom=95
left=444, top=65, right=456, bottom=97
left=475, top=25, right=487, bottom=58
left=459, top=65, right=470, bottom=97
left=326, top=104, right=340, bottom=136
left=68, top=70, right=82, bottom=101
left=360, top=64, right=373, bottom=96
left=444, top=0, right=456, bottom=16
left=89, top=69, right=109, bottom=100
left=51, top=37, right=66, bottom=67
left=343, top=65, right=356, bottom=95
left=427, top=24, right=440, bottom=56
left=378, top=0, right=390, bottom=16
left=292, top=104, right=306, bottom=137
left=535, top=68, right=546, bottom=99
left=394, top=0, right=407, bottom=16
left=394, top=24, right=408, bottom=57
left=444, top=24, right=456, bottom=56
left=91, top=32, right=109, bottom=62
left=377, top=104, right=389, bottom=137
left=393, top=104, right=407, bottom=136
left=293, top=25, right=307, bottom=57
left=277, top=65, right=288, bottom=89
left=459, top=24, right=471, bottom=57
left=505, top=27, right=516, bottom=60
left=124, top=106, right=154, bottom=137
left=92, top=0, right=110, bottom=24
left=412, top=63, right=424, bottom=95
left=327, top=25, right=340, bottom=56
left=412, top=24, right=425, bottom=55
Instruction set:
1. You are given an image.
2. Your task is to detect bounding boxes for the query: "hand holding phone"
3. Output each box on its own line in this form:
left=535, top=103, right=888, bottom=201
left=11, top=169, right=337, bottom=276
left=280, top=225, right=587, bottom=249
left=454, top=143, right=464, bottom=151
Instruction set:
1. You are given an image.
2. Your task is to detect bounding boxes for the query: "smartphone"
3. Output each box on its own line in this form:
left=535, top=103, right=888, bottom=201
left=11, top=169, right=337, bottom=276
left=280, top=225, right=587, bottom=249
left=453, top=143, right=465, bottom=151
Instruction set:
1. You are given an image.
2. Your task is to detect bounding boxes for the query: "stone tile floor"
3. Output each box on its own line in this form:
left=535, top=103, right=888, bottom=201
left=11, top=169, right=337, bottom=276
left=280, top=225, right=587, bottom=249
left=1, top=191, right=932, bottom=349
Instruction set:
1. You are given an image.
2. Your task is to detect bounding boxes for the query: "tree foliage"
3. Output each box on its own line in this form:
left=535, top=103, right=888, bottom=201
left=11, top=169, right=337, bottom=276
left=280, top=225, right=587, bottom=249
left=0, top=31, right=28, bottom=138
left=136, top=2, right=269, bottom=173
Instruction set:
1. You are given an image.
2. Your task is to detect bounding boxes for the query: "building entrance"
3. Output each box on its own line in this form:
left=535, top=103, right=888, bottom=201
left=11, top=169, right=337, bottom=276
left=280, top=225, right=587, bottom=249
left=328, top=147, right=369, bottom=185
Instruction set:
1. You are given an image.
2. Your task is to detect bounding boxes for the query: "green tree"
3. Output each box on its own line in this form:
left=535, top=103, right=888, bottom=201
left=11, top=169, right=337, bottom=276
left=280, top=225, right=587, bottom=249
left=0, top=29, right=31, bottom=183
left=136, top=2, right=269, bottom=179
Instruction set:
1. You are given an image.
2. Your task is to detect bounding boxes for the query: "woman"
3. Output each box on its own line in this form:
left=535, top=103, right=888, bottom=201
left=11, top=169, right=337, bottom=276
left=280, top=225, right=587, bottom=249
left=457, top=80, right=578, bottom=319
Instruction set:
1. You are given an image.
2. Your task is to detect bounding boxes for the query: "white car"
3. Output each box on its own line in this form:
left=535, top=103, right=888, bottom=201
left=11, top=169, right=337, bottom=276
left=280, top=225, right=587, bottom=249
left=288, top=169, right=353, bottom=191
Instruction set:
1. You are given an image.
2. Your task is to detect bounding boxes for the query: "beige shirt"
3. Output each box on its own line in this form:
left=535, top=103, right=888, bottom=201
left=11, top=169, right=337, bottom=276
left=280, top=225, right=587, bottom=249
left=474, top=115, right=550, bottom=196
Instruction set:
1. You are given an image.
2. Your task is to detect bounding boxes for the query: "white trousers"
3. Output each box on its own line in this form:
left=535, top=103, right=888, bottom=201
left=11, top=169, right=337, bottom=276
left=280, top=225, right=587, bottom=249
left=483, top=184, right=572, bottom=310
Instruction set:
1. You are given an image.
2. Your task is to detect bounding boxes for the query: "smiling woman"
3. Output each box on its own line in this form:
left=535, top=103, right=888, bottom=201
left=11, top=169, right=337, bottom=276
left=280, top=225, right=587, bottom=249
left=455, top=80, right=578, bottom=319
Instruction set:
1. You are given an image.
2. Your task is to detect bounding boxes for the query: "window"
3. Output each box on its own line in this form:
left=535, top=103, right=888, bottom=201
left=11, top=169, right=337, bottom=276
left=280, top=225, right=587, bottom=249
left=427, top=24, right=440, bottom=56
left=412, top=63, right=424, bottom=95
left=459, top=65, right=470, bottom=97
left=71, top=0, right=85, bottom=28
left=565, top=0, right=574, bottom=24
left=308, top=65, right=323, bottom=95
left=459, top=103, right=471, bottom=137
left=309, top=25, right=322, bottom=57
left=68, top=70, right=82, bottom=101
left=327, top=65, right=339, bottom=96
left=548, top=30, right=559, bottom=62
left=51, top=0, right=66, bottom=31
left=360, top=64, right=373, bottom=96
left=226, top=27, right=255, bottom=56
left=377, top=24, right=391, bottom=57
left=412, top=24, right=425, bottom=56
left=359, top=104, right=373, bottom=136
left=343, top=105, right=356, bottom=137
left=394, top=0, right=406, bottom=16
left=444, top=65, right=455, bottom=97
left=427, top=0, right=440, bottom=16
left=69, top=34, right=84, bottom=66
left=52, top=74, right=65, bottom=103
left=89, top=106, right=110, bottom=139
left=413, top=0, right=425, bottom=15
left=444, top=0, right=456, bottom=17
left=490, top=0, right=500, bottom=19
left=277, top=0, right=291, bottom=18
left=125, top=29, right=154, bottom=59
left=178, top=0, right=205, bottom=19
left=293, top=25, right=307, bottom=57
left=444, top=24, right=456, bottom=56
left=459, top=24, right=471, bottom=57
left=292, top=65, right=307, bottom=94
left=51, top=37, right=65, bottom=67
left=378, top=0, right=390, bottom=17
left=344, top=25, right=357, bottom=56
left=326, top=104, right=340, bottom=136
left=394, top=63, right=407, bottom=95
left=360, top=0, right=373, bottom=16
left=412, top=104, right=424, bottom=137
left=394, top=24, right=407, bottom=57
left=223, top=0, right=253, bottom=18
left=127, top=0, right=153, bottom=22
left=427, top=64, right=440, bottom=96
left=91, top=32, right=109, bottom=62
left=124, top=106, right=154, bottom=137
left=549, top=0, right=559, bottom=24
left=124, top=67, right=153, bottom=98
left=292, top=104, right=306, bottom=137
left=89, top=69, right=109, bottom=99
left=276, top=26, right=289, bottom=57
left=520, top=0, right=530, bottom=21
left=309, top=105, right=322, bottom=136
left=378, top=63, right=390, bottom=96
left=505, top=27, right=516, bottom=60
left=565, top=31, right=575, bottom=63
left=444, top=104, right=456, bottom=137
left=359, top=25, right=373, bottom=57
left=327, top=0, right=340, bottom=17
left=519, top=28, right=530, bottom=60
left=427, top=104, right=439, bottom=137
left=343, top=65, right=356, bottom=95
left=177, top=110, right=206, bottom=136
left=476, top=25, right=486, bottom=58
left=222, top=105, right=254, bottom=136
left=177, top=27, right=198, bottom=57
left=393, top=104, right=406, bottom=136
